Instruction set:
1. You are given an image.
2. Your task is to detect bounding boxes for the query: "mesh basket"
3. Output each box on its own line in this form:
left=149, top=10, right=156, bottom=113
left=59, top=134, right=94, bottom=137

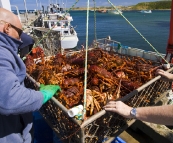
left=25, top=37, right=173, bottom=143
left=31, top=28, right=62, bottom=56
left=25, top=70, right=172, bottom=143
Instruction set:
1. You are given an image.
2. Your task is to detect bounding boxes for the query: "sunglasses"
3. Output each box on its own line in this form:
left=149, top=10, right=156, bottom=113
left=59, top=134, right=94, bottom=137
left=0, top=20, right=23, bottom=37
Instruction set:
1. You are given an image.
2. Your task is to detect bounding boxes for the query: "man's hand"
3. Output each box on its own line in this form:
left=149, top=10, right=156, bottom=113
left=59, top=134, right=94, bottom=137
left=103, top=101, right=133, bottom=118
left=156, top=69, right=173, bottom=81
left=40, top=84, right=61, bottom=104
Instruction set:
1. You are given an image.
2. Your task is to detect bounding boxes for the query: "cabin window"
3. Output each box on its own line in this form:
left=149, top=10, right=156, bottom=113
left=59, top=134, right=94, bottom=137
left=51, top=22, right=54, bottom=26
left=57, top=22, right=61, bottom=26
left=65, top=22, right=68, bottom=26
left=64, top=31, right=68, bottom=34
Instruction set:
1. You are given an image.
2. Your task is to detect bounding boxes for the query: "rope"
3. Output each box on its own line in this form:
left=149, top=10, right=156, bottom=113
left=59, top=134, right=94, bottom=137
left=22, top=14, right=41, bottom=31
left=82, top=0, right=90, bottom=120
left=107, top=0, right=169, bottom=64
left=22, top=0, right=79, bottom=60
left=34, top=0, right=79, bottom=46
left=59, top=0, right=79, bottom=41
left=93, top=0, right=97, bottom=43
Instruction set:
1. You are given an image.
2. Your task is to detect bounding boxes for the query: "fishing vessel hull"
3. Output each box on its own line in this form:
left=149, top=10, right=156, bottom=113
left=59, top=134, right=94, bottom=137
left=61, top=35, right=79, bottom=49
left=108, top=10, right=123, bottom=14
left=140, top=10, right=152, bottom=13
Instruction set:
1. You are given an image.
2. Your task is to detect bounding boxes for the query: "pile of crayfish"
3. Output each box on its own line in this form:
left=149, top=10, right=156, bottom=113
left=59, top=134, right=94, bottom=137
left=25, top=47, right=161, bottom=117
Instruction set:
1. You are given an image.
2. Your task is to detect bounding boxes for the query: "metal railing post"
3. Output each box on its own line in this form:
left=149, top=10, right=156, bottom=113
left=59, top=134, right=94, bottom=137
left=11, top=5, right=21, bottom=22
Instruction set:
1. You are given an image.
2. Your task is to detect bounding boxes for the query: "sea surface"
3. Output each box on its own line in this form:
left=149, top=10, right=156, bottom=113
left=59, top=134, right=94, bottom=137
left=15, top=10, right=171, bottom=54
left=69, top=10, right=171, bottom=54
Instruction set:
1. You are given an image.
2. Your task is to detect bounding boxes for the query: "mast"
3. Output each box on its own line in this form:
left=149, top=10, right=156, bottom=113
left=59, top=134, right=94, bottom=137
left=39, top=0, right=42, bottom=10
left=36, top=0, right=39, bottom=11
left=23, top=0, right=28, bottom=22
left=0, top=0, right=11, bottom=11
left=11, top=5, right=21, bottom=22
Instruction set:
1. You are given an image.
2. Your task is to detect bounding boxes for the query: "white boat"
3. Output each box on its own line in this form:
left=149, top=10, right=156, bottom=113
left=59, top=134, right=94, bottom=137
left=45, top=4, right=78, bottom=49
left=19, top=11, right=25, bottom=14
left=108, top=9, right=123, bottom=15
left=34, top=3, right=78, bottom=50
left=139, top=10, right=152, bottom=13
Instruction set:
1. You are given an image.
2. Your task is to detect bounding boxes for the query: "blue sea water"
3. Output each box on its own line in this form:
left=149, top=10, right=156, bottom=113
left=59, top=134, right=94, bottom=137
left=70, top=10, right=171, bottom=54
left=15, top=10, right=171, bottom=54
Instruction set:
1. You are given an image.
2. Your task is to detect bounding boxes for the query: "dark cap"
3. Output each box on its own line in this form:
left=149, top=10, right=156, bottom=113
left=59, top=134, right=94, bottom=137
left=19, top=32, right=35, bottom=49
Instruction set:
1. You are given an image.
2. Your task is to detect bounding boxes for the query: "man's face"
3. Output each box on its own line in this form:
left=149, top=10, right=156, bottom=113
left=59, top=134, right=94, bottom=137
left=0, top=19, right=23, bottom=40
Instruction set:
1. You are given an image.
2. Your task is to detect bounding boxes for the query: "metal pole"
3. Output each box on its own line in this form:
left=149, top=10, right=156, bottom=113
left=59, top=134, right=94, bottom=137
left=11, top=5, right=21, bottom=22
left=36, top=0, right=38, bottom=10
left=39, top=0, right=42, bottom=10
left=23, top=0, right=28, bottom=22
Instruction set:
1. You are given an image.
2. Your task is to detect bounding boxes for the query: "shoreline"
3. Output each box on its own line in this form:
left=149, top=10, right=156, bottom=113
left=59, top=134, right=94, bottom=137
left=70, top=9, right=171, bottom=11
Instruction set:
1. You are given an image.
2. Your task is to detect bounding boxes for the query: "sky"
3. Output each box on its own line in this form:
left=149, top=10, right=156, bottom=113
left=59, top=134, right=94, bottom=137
left=10, top=0, right=158, bottom=10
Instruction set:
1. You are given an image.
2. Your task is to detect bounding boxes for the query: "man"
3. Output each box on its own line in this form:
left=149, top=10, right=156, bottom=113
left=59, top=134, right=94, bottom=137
left=104, top=69, right=173, bottom=125
left=0, top=8, right=60, bottom=143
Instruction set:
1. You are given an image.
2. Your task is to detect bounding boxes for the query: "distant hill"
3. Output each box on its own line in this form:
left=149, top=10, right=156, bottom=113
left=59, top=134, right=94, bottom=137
left=71, top=1, right=172, bottom=11
left=131, top=1, right=172, bottom=10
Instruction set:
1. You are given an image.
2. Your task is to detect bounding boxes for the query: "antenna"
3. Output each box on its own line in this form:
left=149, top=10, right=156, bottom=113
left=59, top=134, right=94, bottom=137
left=39, top=0, right=42, bottom=10
left=23, top=0, right=28, bottom=23
left=65, top=0, right=67, bottom=10
left=36, top=0, right=38, bottom=11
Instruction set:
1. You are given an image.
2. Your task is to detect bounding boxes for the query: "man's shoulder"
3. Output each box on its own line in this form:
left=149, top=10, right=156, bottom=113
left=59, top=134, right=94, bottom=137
left=0, top=45, right=14, bottom=58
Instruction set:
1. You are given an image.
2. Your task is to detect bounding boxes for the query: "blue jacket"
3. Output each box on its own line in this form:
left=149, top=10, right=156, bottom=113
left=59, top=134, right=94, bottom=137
left=0, top=32, right=43, bottom=143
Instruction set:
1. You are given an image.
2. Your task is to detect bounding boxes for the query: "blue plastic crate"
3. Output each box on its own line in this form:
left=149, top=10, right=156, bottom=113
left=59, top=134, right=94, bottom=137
left=102, top=136, right=126, bottom=143
left=113, top=137, right=126, bottom=143
left=33, top=112, right=53, bottom=143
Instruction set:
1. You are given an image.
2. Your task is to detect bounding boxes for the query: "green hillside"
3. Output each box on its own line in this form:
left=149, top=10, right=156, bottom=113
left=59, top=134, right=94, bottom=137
left=131, top=1, right=172, bottom=10
left=71, top=1, right=172, bottom=10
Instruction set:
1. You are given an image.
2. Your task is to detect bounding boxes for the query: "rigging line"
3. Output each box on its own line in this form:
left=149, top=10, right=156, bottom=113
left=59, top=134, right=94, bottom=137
left=39, top=0, right=42, bottom=10
left=44, top=1, right=75, bottom=43
left=57, top=0, right=79, bottom=41
left=83, top=0, right=90, bottom=120
left=34, top=0, right=79, bottom=44
left=22, top=0, right=79, bottom=60
left=65, top=0, right=67, bottom=10
left=107, top=0, right=169, bottom=64
left=39, top=1, right=79, bottom=41
left=22, top=0, right=45, bottom=31
left=22, top=13, right=41, bottom=32
left=93, top=0, right=97, bottom=42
